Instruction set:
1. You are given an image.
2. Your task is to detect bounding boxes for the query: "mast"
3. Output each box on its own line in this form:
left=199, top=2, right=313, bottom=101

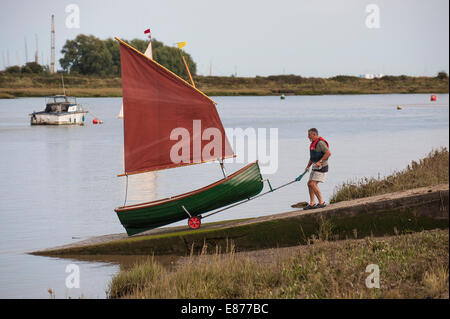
left=24, top=37, right=28, bottom=63
left=177, top=42, right=195, bottom=87
left=61, top=74, right=66, bottom=96
left=50, top=14, right=55, bottom=74
left=35, top=34, right=39, bottom=64
left=181, top=54, right=195, bottom=87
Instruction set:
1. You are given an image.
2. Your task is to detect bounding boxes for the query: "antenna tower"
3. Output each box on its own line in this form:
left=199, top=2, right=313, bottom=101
left=50, top=15, right=55, bottom=73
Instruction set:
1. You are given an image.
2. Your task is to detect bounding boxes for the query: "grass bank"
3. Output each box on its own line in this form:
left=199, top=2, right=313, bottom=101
left=0, top=73, right=448, bottom=98
left=107, top=229, right=449, bottom=298
left=330, top=148, right=449, bottom=203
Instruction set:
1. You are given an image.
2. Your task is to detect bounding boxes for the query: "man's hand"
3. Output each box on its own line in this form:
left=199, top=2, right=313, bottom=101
left=313, top=161, right=322, bottom=168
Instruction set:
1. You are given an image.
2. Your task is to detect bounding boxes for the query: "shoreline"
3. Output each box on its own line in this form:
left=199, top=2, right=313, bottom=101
left=31, top=183, right=449, bottom=258
left=2, top=88, right=450, bottom=99
left=1, top=74, right=448, bottom=99
left=1, top=89, right=449, bottom=99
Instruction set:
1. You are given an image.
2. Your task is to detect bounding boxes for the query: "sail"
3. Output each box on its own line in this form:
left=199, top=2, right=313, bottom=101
left=117, top=105, right=123, bottom=119
left=117, top=38, right=234, bottom=175
left=118, top=41, right=153, bottom=119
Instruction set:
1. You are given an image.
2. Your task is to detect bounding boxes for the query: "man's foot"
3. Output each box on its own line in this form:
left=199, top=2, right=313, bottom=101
left=303, top=204, right=317, bottom=210
left=316, top=202, right=327, bottom=208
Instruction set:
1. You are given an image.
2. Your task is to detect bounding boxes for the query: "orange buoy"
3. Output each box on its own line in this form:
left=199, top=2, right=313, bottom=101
left=431, top=95, right=437, bottom=101
left=93, top=118, right=99, bottom=124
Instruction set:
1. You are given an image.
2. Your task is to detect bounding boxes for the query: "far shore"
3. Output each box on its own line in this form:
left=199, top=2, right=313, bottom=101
left=1, top=73, right=448, bottom=99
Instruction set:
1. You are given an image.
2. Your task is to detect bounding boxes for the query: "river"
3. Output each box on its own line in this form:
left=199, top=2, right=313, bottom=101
left=0, top=94, right=448, bottom=298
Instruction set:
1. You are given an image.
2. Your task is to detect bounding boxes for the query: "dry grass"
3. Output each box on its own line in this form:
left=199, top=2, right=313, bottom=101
left=330, top=148, right=449, bottom=204
left=107, top=229, right=449, bottom=299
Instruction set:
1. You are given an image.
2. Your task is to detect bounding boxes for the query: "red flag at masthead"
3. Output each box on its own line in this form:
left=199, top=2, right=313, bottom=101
left=144, top=28, right=151, bottom=39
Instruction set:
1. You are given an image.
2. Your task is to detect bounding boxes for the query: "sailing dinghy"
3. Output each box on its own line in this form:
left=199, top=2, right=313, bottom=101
left=114, top=38, right=265, bottom=235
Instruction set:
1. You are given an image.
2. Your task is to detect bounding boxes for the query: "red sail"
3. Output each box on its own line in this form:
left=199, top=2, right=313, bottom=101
left=118, top=38, right=234, bottom=175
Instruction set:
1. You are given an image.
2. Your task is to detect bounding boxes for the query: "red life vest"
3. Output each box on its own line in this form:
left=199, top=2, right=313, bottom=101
left=310, top=137, right=329, bottom=151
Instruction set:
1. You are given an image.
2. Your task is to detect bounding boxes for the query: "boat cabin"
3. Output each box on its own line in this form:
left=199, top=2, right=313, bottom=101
left=44, top=95, right=82, bottom=113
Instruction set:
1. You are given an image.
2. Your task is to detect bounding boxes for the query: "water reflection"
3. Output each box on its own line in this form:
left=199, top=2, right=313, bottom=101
left=118, top=147, right=159, bottom=205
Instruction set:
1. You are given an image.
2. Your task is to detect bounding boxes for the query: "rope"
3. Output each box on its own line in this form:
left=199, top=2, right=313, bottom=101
left=123, top=175, right=129, bottom=207
left=202, top=169, right=308, bottom=219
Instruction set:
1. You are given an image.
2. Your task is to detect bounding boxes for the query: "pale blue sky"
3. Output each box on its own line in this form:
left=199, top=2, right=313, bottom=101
left=1, top=0, right=448, bottom=77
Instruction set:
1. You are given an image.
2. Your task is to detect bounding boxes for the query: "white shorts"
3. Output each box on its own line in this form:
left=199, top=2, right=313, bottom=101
left=309, top=170, right=327, bottom=183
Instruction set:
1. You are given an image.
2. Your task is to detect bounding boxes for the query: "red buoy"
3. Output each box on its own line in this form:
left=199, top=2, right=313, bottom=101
left=93, top=118, right=99, bottom=124
left=431, top=95, right=437, bottom=101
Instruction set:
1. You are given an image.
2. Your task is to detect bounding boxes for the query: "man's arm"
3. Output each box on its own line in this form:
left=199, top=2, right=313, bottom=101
left=314, top=150, right=331, bottom=167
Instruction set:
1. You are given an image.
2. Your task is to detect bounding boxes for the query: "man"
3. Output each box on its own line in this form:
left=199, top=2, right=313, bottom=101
left=304, top=128, right=331, bottom=209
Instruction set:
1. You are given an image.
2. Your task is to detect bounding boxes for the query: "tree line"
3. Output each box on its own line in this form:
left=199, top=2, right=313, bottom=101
left=59, top=34, right=197, bottom=81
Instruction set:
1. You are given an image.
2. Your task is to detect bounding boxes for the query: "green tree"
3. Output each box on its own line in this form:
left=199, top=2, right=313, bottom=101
left=104, top=38, right=120, bottom=76
left=5, top=65, right=21, bottom=73
left=437, top=71, right=448, bottom=80
left=24, top=62, right=43, bottom=73
left=60, top=34, right=113, bottom=75
left=60, top=34, right=197, bottom=79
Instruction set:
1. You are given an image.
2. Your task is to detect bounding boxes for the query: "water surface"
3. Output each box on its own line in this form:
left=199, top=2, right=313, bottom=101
left=0, top=94, right=448, bottom=298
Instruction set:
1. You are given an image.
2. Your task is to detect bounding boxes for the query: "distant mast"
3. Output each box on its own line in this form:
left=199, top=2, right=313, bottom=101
left=24, top=37, right=28, bottom=62
left=118, top=28, right=153, bottom=119
left=50, top=14, right=55, bottom=74
left=35, top=34, right=39, bottom=64
left=144, top=28, right=153, bottom=58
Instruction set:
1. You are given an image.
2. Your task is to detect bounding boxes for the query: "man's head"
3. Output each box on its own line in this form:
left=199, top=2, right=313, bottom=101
left=308, top=128, right=319, bottom=142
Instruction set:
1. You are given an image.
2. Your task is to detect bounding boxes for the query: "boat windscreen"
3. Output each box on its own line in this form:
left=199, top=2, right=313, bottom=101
left=44, top=103, right=70, bottom=113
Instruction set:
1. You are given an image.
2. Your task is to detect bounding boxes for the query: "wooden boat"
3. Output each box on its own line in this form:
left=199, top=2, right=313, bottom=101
left=114, top=38, right=264, bottom=235
left=115, top=161, right=263, bottom=236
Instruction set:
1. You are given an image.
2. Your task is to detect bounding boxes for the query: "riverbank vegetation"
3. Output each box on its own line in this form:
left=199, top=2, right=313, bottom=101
left=107, top=229, right=448, bottom=299
left=330, top=148, right=449, bottom=203
left=0, top=72, right=448, bottom=99
left=1, top=33, right=448, bottom=98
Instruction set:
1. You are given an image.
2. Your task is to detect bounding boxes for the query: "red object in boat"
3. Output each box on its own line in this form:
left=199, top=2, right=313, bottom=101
left=93, top=118, right=99, bottom=124
left=431, top=95, right=437, bottom=101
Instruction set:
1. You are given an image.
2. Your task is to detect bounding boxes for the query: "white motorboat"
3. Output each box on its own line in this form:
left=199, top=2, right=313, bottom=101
left=30, top=95, right=88, bottom=125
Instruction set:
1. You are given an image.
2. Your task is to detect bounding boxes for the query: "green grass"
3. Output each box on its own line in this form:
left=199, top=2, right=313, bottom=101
left=107, top=229, right=449, bottom=299
left=330, top=148, right=449, bottom=204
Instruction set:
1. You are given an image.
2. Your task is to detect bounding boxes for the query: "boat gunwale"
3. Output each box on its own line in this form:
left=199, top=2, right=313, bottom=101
left=115, top=161, right=260, bottom=213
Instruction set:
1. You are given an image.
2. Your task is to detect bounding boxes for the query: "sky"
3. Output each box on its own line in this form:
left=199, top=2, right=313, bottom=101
left=0, top=0, right=448, bottom=77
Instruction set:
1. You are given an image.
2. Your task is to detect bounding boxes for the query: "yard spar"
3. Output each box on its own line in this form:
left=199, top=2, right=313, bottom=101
left=114, top=38, right=265, bottom=236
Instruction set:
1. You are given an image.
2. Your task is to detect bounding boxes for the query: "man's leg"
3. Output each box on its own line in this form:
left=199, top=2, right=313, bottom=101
left=309, top=180, right=324, bottom=205
left=307, top=180, right=316, bottom=205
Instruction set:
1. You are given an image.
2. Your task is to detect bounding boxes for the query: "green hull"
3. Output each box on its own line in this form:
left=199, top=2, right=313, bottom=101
left=115, top=161, right=264, bottom=236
